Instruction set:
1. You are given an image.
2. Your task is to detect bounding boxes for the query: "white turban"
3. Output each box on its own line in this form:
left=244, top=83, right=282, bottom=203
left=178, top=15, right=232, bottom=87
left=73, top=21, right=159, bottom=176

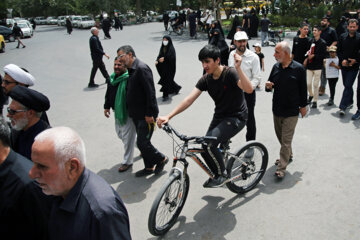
left=3, top=64, right=35, bottom=86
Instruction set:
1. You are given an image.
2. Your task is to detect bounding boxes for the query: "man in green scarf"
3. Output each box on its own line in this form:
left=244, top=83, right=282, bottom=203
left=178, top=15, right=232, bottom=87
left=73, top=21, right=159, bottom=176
left=104, top=57, right=136, bottom=172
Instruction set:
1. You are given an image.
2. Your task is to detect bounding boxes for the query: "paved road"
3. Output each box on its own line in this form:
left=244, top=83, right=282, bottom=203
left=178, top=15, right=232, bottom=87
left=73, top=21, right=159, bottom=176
left=1, top=23, right=359, bottom=240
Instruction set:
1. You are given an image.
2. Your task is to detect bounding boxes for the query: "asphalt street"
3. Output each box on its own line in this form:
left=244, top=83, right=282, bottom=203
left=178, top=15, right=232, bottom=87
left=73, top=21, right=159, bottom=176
left=1, top=23, right=359, bottom=240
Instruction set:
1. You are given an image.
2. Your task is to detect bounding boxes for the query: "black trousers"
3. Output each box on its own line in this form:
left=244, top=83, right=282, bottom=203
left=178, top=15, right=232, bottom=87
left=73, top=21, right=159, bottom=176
left=201, top=116, right=246, bottom=177
left=89, top=59, right=109, bottom=85
left=327, top=78, right=338, bottom=100
left=244, top=91, right=256, bottom=141
left=133, top=119, right=165, bottom=168
left=103, top=28, right=111, bottom=38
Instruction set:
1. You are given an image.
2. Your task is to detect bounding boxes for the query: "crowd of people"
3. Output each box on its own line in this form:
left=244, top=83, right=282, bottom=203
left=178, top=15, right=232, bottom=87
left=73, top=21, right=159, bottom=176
left=1, top=8, right=360, bottom=238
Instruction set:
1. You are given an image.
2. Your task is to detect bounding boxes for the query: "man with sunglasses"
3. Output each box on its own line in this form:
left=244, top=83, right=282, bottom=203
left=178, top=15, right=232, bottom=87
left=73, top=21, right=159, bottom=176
left=7, top=85, right=50, bottom=160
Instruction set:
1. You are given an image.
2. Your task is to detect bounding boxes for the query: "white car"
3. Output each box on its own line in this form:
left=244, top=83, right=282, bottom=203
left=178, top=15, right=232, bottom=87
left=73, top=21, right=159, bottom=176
left=46, top=16, right=57, bottom=25
left=35, top=16, right=47, bottom=25
left=17, top=20, right=34, bottom=36
left=71, top=16, right=81, bottom=28
left=78, top=16, right=95, bottom=29
left=57, top=16, right=66, bottom=26
left=17, top=22, right=33, bottom=37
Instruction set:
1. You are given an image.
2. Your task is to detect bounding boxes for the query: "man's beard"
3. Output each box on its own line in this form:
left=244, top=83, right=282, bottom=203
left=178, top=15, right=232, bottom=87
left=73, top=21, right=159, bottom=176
left=237, top=45, right=246, bottom=53
left=11, top=116, right=28, bottom=131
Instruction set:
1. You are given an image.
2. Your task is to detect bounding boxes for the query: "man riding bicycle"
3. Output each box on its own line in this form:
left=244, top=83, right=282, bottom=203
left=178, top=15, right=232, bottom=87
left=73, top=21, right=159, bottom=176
left=157, top=44, right=253, bottom=188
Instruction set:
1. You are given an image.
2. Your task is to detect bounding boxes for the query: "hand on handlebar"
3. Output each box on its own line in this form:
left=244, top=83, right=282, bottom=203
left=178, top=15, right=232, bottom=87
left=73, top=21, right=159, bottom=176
left=156, top=116, right=169, bottom=128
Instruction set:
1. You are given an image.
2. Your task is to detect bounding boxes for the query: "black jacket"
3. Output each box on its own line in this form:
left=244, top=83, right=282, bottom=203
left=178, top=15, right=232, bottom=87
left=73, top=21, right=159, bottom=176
left=89, top=35, right=105, bottom=60
left=337, top=32, right=360, bottom=70
left=127, top=58, right=158, bottom=120
left=104, top=81, right=118, bottom=110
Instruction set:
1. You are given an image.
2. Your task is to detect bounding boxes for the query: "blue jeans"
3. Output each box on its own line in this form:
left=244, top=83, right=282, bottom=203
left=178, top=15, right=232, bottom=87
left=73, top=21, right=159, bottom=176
left=261, top=31, right=268, bottom=46
left=339, top=69, right=359, bottom=110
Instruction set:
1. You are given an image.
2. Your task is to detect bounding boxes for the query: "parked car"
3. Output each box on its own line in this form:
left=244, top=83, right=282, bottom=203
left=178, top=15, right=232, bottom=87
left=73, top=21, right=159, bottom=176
left=0, top=34, right=5, bottom=53
left=46, top=16, right=57, bottom=25
left=57, top=16, right=66, bottom=26
left=6, top=19, right=15, bottom=28
left=71, top=16, right=82, bottom=28
left=0, top=26, right=14, bottom=42
left=17, top=20, right=33, bottom=37
left=78, top=16, right=95, bottom=29
left=35, top=16, right=46, bottom=25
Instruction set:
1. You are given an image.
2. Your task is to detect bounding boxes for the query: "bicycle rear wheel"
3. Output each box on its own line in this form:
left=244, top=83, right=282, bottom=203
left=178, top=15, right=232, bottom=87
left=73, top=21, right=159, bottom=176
left=148, top=170, right=190, bottom=236
left=226, top=141, right=268, bottom=194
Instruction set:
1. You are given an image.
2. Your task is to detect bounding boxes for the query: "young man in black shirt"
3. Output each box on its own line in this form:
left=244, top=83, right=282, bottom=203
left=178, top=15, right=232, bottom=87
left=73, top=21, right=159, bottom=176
left=157, top=44, right=253, bottom=188
left=292, top=23, right=311, bottom=65
left=304, top=25, right=327, bottom=108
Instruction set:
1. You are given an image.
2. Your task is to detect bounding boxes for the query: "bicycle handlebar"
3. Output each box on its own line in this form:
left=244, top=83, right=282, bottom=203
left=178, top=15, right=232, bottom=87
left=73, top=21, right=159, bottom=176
left=162, top=123, right=217, bottom=144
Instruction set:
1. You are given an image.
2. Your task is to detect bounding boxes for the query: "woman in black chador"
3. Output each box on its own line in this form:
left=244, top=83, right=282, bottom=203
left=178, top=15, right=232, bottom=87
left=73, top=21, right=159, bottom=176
left=66, top=17, right=72, bottom=35
left=155, top=35, right=181, bottom=101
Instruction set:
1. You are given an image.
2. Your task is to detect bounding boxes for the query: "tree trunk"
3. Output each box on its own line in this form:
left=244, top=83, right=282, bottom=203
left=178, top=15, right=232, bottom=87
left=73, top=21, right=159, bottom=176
left=136, top=0, right=141, bottom=16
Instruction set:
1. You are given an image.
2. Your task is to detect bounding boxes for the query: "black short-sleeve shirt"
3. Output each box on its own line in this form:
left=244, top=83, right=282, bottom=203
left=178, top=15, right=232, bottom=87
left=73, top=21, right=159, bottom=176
left=196, top=67, right=248, bottom=120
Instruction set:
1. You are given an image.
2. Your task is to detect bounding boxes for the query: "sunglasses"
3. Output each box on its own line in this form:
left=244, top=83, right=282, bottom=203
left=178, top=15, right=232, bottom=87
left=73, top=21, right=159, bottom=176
left=7, top=107, right=28, bottom=115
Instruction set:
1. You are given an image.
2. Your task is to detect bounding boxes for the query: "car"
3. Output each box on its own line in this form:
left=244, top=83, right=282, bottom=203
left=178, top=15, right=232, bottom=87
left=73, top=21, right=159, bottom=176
left=78, top=16, right=95, bottom=29
left=6, top=19, right=15, bottom=28
left=17, top=20, right=34, bottom=37
left=71, top=15, right=82, bottom=28
left=46, top=16, right=57, bottom=25
left=57, top=16, right=66, bottom=26
left=0, top=26, right=15, bottom=42
left=0, top=34, right=5, bottom=53
left=35, top=16, right=46, bottom=25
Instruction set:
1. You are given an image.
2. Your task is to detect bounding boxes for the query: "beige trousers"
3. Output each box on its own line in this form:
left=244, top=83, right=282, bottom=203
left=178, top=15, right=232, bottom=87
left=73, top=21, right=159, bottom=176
left=273, top=115, right=298, bottom=173
left=306, top=69, right=322, bottom=101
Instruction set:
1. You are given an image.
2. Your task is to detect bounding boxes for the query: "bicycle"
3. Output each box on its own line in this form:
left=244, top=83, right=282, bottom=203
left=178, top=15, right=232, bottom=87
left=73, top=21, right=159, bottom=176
left=148, top=123, right=268, bottom=236
left=266, top=29, right=283, bottom=46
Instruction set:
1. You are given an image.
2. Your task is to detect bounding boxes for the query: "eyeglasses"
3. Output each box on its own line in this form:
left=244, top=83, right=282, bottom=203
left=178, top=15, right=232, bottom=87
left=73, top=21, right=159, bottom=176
left=2, top=80, right=18, bottom=85
left=7, top=107, right=28, bottom=115
left=118, top=53, right=126, bottom=58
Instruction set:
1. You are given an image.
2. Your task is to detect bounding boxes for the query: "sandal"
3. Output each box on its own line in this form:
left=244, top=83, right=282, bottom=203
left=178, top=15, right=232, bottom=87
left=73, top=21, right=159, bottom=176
left=274, top=159, right=280, bottom=165
left=274, top=170, right=285, bottom=179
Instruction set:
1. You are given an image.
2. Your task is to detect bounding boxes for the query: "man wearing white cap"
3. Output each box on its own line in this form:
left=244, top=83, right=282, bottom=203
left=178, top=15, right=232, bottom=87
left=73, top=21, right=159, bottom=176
left=2, top=63, right=35, bottom=95
left=228, top=31, right=261, bottom=158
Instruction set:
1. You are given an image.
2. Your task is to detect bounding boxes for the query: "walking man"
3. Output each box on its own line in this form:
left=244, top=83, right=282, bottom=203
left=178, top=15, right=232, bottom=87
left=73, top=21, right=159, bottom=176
left=104, top=57, right=136, bottom=172
left=292, top=23, right=310, bottom=65
left=228, top=31, right=261, bottom=157
left=260, top=14, right=271, bottom=47
left=12, top=22, right=26, bottom=48
left=88, top=27, right=110, bottom=88
left=337, top=19, right=360, bottom=119
left=266, top=42, right=307, bottom=178
left=117, top=45, right=168, bottom=177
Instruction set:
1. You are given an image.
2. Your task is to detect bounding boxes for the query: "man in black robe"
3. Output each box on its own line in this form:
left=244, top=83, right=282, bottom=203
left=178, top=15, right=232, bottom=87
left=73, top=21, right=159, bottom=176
left=7, top=85, right=50, bottom=160
left=102, top=15, right=112, bottom=39
left=0, top=117, right=50, bottom=239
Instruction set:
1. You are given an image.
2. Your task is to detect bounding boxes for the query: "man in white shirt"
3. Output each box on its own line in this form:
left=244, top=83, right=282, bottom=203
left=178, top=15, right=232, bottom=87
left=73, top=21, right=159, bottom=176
left=228, top=31, right=261, bottom=157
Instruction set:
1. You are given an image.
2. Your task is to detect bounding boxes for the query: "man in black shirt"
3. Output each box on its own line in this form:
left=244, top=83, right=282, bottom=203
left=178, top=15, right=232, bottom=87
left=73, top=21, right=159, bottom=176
left=0, top=117, right=50, bottom=240
left=29, top=127, right=131, bottom=240
left=163, top=12, right=169, bottom=31
left=292, top=23, right=310, bottom=65
left=266, top=42, right=307, bottom=178
left=337, top=19, right=360, bottom=119
left=157, top=44, right=253, bottom=187
left=117, top=45, right=168, bottom=177
left=319, top=16, right=338, bottom=95
left=260, top=14, right=271, bottom=47
left=304, top=25, right=327, bottom=108
left=12, top=22, right=26, bottom=48
left=88, top=27, right=110, bottom=88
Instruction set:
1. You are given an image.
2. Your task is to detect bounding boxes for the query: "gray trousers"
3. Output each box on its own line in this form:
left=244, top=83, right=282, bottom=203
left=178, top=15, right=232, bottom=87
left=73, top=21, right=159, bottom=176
left=273, top=115, right=298, bottom=173
left=115, top=117, right=136, bottom=165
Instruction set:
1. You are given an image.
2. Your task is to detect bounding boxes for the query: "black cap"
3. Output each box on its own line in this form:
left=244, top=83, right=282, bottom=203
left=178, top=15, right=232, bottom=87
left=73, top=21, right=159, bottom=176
left=9, top=85, right=50, bottom=112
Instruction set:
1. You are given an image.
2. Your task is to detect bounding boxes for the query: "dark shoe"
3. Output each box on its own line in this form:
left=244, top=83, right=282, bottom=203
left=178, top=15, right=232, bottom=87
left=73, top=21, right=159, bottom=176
left=16, top=46, right=19, bottom=48
left=135, top=168, right=154, bottom=177
left=307, top=96, right=313, bottom=104
left=154, top=157, right=169, bottom=174
left=327, top=99, right=334, bottom=106
left=351, top=110, right=360, bottom=120
left=118, top=164, right=132, bottom=172
left=339, top=109, right=345, bottom=116
left=203, top=175, right=228, bottom=188
left=311, top=102, right=317, bottom=108
left=22, top=45, right=26, bottom=48
left=162, top=96, right=169, bottom=101
left=244, top=148, right=254, bottom=158
left=319, top=86, right=325, bottom=96
left=88, top=83, right=99, bottom=88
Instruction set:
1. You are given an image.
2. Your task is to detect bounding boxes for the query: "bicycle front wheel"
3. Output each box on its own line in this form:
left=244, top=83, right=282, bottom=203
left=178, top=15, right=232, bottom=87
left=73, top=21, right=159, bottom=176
left=148, top=171, right=190, bottom=236
left=226, top=141, right=268, bottom=194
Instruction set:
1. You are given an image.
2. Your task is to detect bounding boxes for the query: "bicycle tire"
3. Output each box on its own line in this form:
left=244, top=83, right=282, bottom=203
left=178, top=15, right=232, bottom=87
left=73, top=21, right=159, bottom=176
left=226, top=141, right=268, bottom=194
left=148, top=171, right=190, bottom=236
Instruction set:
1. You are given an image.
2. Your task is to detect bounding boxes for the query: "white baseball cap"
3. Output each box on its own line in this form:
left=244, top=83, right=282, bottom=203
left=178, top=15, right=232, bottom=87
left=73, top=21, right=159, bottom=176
left=234, top=31, right=248, bottom=41
left=253, top=42, right=261, bottom=48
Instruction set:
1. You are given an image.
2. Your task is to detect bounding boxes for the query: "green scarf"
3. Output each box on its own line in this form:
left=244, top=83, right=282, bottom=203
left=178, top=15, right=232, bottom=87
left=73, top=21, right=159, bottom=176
left=110, top=71, right=129, bottom=125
